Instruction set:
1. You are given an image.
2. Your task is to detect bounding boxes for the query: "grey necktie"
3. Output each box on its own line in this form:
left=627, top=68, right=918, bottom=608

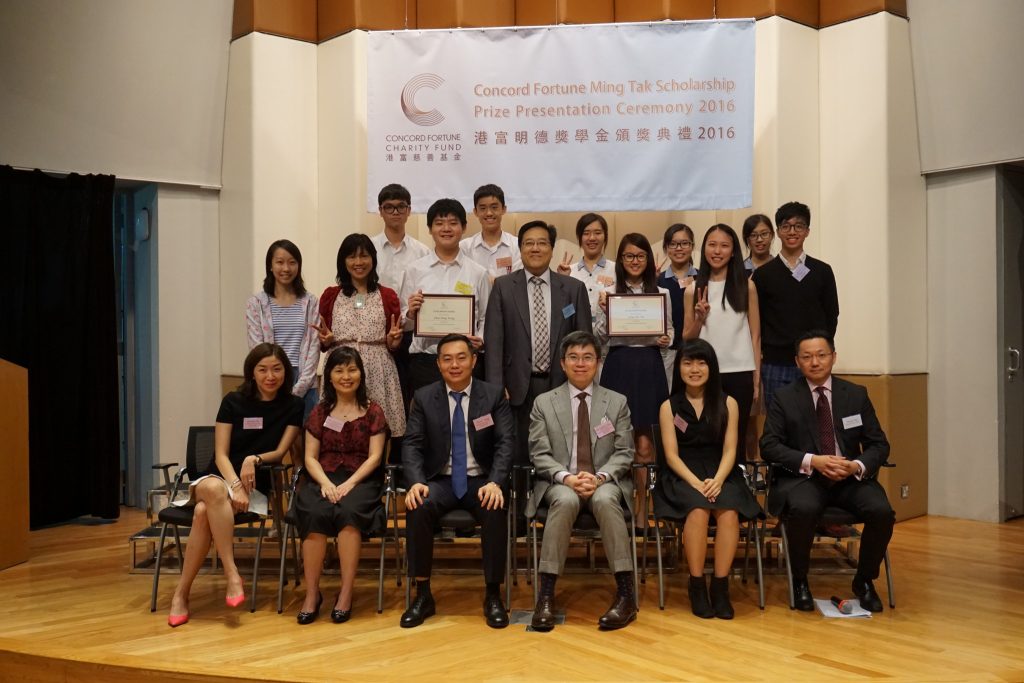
left=531, top=276, right=549, bottom=372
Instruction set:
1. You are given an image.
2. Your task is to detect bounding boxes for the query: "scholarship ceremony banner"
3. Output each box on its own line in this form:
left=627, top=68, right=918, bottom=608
left=366, top=20, right=754, bottom=212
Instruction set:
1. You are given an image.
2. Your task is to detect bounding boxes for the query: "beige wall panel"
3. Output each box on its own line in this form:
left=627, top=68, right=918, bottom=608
left=613, top=0, right=715, bottom=22
left=926, top=168, right=1000, bottom=522
left=156, top=186, right=224, bottom=473
left=220, top=34, right=319, bottom=376
left=418, top=0, right=515, bottom=28
left=819, top=13, right=926, bottom=375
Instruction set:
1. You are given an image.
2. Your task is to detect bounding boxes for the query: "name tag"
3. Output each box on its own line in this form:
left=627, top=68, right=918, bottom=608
left=243, top=417, right=263, bottom=430
left=792, top=263, right=810, bottom=282
left=842, top=414, right=863, bottom=429
left=594, top=417, right=614, bottom=439
left=472, top=414, right=494, bottom=430
left=454, top=280, right=473, bottom=295
left=673, top=414, right=689, bottom=433
left=495, top=256, right=513, bottom=272
left=597, top=275, right=614, bottom=287
left=678, top=276, right=693, bottom=288
left=324, top=415, right=346, bottom=432
left=561, top=303, right=576, bottom=319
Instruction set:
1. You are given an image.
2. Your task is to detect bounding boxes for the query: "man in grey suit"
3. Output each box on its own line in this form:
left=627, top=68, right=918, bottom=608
left=526, top=331, right=637, bottom=631
left=485, top=220, right=592, bottom=465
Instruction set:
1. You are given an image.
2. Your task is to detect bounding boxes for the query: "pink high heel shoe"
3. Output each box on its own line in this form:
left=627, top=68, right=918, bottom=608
left=168, top=612, right=190, bottom=627
left=225, top=592, right=246, bottom=608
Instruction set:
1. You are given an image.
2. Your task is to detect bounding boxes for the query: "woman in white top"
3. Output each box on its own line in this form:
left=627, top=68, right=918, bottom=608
left=682, top=224, right=760, bottom=461
left=596, top=233, right=673, bottom=519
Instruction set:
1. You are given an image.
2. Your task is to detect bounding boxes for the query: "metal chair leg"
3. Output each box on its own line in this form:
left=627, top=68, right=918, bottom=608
left=150, top=522, right=170, bottom=612
left=754, top=522, right=765, bottom=609
left=780, top=522, right=795, bottom=610
left=654, top=518, right=665, bottom=610
left=277, top=522, right=292, bottom=613
left=172, top=526, right=184, bottom=569
left=377, top=522, right=387, bottom=614
left=251, top=518, right=266, bottom=612
left=531, top=518, right=539, bottom=605
left=884, top=549, right=895, bottom=608
left=505, top=499, right=512, bottom=610
left=629, top=521, right=639, bottom=610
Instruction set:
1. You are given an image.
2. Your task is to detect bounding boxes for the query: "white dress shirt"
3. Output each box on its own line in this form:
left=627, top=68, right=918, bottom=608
left=459, top=230, right=522, bottom=279
left=554, top=383, right=610, bottom=483
left=372, top=231, right=430, bottom=293
left=443, top=380, right=483, bottom=477
left=400, top=251, right=492, bottom=354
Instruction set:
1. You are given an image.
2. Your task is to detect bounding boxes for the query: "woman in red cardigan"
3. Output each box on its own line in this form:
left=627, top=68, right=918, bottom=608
left=316, top=234, right=406, bottom=440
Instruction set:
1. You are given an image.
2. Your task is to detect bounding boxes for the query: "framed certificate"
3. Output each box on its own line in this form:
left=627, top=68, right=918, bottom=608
left=415, top=294, right=476, bottom=338
left=606, top=294, right=666, bottom=337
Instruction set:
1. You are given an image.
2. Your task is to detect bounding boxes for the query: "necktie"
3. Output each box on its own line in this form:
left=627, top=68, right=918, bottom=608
left=531, top=276, right=550, bottom=372
left=450, top=391, right=468, bottom=498
left=576, top=391, right=593, bottom=474
left=815, top=387, right=836, bottom=455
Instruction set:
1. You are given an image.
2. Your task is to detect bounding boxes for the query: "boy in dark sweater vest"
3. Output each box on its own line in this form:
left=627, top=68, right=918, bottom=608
left=751, top=202, right=839, bottom=410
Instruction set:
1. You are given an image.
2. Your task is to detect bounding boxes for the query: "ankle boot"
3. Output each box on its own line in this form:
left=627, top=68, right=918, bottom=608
left=709, top=576, right=734, bottom=619
left=688, top=575, right=714, bottom=618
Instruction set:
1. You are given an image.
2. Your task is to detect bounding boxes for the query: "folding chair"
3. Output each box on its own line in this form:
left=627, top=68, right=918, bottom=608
left=150, top=426, right=275, bottom=613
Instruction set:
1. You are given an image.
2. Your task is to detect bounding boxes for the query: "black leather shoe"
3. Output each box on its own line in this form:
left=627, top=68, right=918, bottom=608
left=400, top=592, right=436, bottom=628
left=688, top=575, right=715, bottom=619
left=331, top=594, right=352, bottom=623
left=296, top=592, right=323, bottom=625
left=793, top=578, right=814, bottom=612
left=853, top=577, right=884, bottom=613
left=709, top=576, right=734, bottom=620
left=598, top=594, right=637, bottom=630
left=484, top=594, right=509, bottom=629
left=530, top=595, right=556, bottom=632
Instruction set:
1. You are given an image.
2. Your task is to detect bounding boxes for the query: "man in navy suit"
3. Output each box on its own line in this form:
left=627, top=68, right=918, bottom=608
left=400, top=334, right=515, bottom=628
left=760, top=330, right=894, bottom=612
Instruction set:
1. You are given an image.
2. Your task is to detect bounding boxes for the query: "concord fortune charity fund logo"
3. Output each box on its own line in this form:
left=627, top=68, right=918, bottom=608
left=401, top=73, right=445, bottom=126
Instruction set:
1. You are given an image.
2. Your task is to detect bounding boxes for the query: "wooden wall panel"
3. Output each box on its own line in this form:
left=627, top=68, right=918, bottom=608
left=232, top=0, right=255, bottom=40
left=233, top=0, right=317, bottom=42
left=820, top=0, right=907, bottom=28
left=717, top=0, right=819, bottom=27
left=0, top=359, right=29, bottom=570
left=613, top=0, right=714, bottom=22
left=517, top=0, right=614, bottom=26
left=418, top=0, right=514, bottom=29
left=319, top=0, right=417, bottom=41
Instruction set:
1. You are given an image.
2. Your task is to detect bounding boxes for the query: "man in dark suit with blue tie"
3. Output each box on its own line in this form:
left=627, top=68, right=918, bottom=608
left=401, top=334, right=515, bottom=629
left=760, top=330, right=894, bottom=612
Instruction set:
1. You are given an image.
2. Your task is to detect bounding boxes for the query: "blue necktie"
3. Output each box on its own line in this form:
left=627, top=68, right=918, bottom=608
left=450, top=391, right=468, bottom=498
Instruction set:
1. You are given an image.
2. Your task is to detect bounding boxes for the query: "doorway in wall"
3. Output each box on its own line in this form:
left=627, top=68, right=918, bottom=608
left=999, top=165, right=1024, bottom=521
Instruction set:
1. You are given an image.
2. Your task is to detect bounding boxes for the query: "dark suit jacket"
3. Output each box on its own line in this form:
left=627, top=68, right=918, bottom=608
left=402, top=378, right=515, bottom=487
left=760, top=376, right=890, bottom=515
left=484, top=269, right=592, bottom=406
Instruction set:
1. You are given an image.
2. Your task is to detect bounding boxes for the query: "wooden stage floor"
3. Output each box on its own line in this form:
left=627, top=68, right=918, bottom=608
left=0, top=508, right=1022, bottom=682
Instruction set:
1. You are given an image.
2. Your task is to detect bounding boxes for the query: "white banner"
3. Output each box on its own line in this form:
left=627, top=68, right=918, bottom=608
left=367, top=20, right=754, bottom=212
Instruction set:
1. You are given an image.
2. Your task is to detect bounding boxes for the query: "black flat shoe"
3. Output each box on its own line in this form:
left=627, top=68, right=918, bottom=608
left=331, top=594, right=352, bottom=623
left=793, top=578, right=814, bottom=612
left=297, top=592, right=323, bottom=625
left=400, top=592, right=436, bottom=628
left=530, top=595, right=556, bottom=632
left=484, top=594, right=509, bottom=629
left=853, top=577, right=884, bottom=613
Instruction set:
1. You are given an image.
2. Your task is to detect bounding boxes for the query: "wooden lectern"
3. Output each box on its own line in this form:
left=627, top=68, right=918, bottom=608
left=0, top=358, right=29, bottom=569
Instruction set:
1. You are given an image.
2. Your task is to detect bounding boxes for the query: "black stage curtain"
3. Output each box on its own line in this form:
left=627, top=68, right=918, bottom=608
left=1, top=166, right=120, bottom=527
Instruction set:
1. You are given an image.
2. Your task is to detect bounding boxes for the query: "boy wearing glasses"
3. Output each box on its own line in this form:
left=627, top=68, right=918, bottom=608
left=460, top=184, right=521, bottom=280
left=751, top=202, right=839, bottom=411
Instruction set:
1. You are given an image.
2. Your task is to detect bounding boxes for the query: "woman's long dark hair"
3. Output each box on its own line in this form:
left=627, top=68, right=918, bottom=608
left=694, top=224, right=748, bottom=313
left=671, top=339, right=727, bottom=439
left=320, top=346, right=369, bottom=412
left=336, top=233, right=380, bottom=297
left=239, top=343, right=293, bottom=400
left=613, top=233, right=659, bottom=294
left=262, top=240, right=307, bottom=298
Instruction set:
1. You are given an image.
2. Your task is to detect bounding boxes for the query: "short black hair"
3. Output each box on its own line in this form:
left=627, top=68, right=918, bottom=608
left=473, top=184, right=505, bottom=207
left=427, top=198, right=467, bottom=228
left=559, top=330, right=601, bottom=359
left=378, top=184, right=411, bottom=206
left=795, top=329, right=835, bottom=353
left=436, top=333, right=474, bottom=356
left=335, top=233, right=379, bottom=296
left=239, top=343, right=293, bottom=400
left=518, top=220, right=557, bottom=248
left=575, top=212, right=608, bottom=246
left=775, top=201, right=811, bottom=228
left=742, top=214, right=774, bottom=243
left=661, top=223, right=693, bottom=252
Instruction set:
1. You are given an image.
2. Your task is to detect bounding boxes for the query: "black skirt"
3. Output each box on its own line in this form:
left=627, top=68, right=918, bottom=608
left=599, top=346, right=668, bottom=429
left=294, top=469, right=384, bottom=538
left=653, top=454, right=762, bottom=521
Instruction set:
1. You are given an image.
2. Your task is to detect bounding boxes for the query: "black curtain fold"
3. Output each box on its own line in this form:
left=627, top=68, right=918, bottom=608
left=2, top=165, right=120, bottom=527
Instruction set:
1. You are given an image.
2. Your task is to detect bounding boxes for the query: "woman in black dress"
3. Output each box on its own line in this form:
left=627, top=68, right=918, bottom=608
left=655, top=339, right=761, bottom=619
left=294, top=346, right=387, bottom=624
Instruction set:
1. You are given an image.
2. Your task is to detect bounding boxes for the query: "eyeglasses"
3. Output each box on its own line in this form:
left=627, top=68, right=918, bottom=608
left=777, top=221, right=808, bottom=234
left=749, top=231, right=773, bottom=242
left=622, top=253, right=648, bottom=263
left=380, top=202, right=410, bottom=215
left=797, top=352, right=833, bottom=362
left=521, top=240, right=551, bottom=249
left=566, top=353, right=598, bottom=364
left=668, top=241, right=692, bottom=250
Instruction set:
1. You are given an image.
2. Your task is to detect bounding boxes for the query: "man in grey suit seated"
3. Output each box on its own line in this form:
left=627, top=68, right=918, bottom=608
left=526, top=330, right=637, bottom=631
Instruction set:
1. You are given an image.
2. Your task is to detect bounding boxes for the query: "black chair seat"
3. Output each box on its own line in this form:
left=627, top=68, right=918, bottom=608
left=437, top=509, right=477, bottom=530
left=158, top=505, right=262, bottom=527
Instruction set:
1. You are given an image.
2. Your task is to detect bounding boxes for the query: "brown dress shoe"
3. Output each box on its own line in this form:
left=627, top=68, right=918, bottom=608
left=598, top=594, right=637, bottom=630
left=531, top=595, right=556, bottom=632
